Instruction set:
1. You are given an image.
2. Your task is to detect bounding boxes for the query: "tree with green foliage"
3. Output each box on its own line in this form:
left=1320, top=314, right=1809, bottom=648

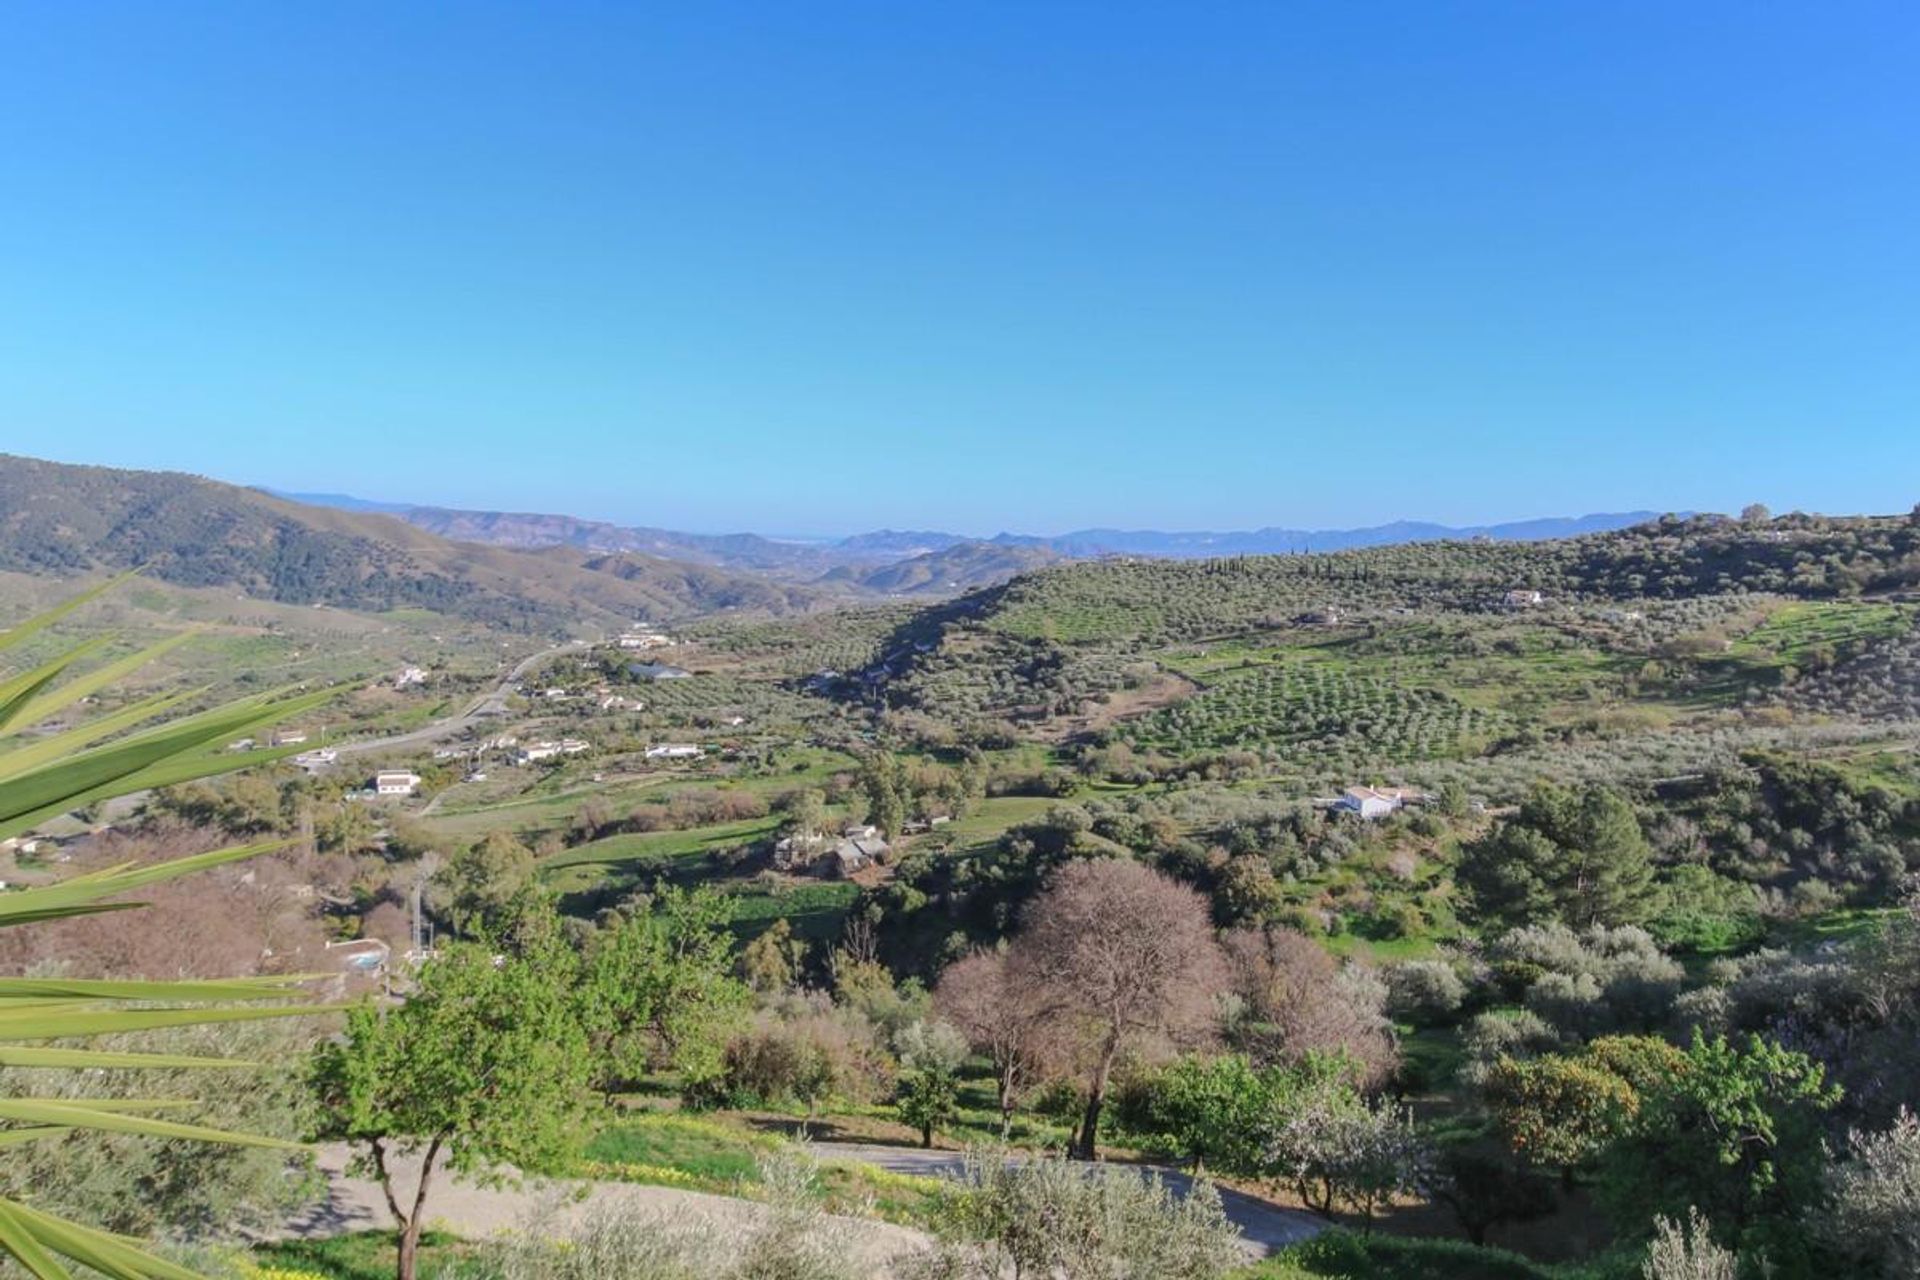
left=436, top=829, right=536, bottom=939
left=739, top=918, right=804, bottom=995
left=895, top=1064, right=960, bottom=1149
left=1422, top=1147, right=1557, bottom=1247
left=1486, top=1054, right=1639, bottom=1181
left=310, top=937, right=593, bottom=1280
left=0, top=580, right=332, bottom=1278
left=1598, top=1032, right=1840, bottom=1271
left=892, top=1018, right=965, bottom=1147
left=859, top=753, right=909, bottom=839
left=779, top=787, right=829, bottom=839
left=577, top=887, right=748, bottom=1100
left=1125, top=1053, right=1272, bottom=1174
left=1460, top=784, right=1659, bottom=929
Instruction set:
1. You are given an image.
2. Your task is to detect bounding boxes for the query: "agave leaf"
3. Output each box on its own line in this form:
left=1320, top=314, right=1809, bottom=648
left=4, top=1101, right=191, bottom=1115
left=0, top=641, right=114, bottom=737
left=0, top=575, right=134, bottom=657
left=0, top=688, right=330, bottom=838
left=0, top=903, right=143, bottom=929
left=0, top=1127, right=74, bottom=1150
left=4, top=634, right=195, bottom=738
left=0, top=840, right=292, bottom=923
left=0, top=1100, right=301, bottom=1149
left=0, top=1003, right=331, bottom=1042
left=0, top=691, right=195, bottom=785
left=0, top=1198, right=77, bottom=1280
left=0, top=1046, right=261, bottom=1070
left=0, top=976, right=309, bottom=1002
left=3, top=1195, right=206, bottom=1280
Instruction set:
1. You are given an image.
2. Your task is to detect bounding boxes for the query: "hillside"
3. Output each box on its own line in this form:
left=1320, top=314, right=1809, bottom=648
left=857, top=512, right=1920, bottom=742
left=829, top=541, right=1065, bottom=596
left=0, top=455, right=830, bottom=630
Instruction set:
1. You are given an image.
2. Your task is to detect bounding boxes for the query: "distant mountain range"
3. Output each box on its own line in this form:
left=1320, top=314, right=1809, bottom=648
left=279, top=490, right=1668, bottom=570
left=0, top=455, right=834, bottom=630
left=0, top=454, right=1679, bottom=631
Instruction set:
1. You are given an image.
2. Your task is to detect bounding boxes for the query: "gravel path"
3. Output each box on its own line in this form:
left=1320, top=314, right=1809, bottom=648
left=816, top=1143, right=1326, bottom=1258
left=275, top=1144, right=928, bottom=1275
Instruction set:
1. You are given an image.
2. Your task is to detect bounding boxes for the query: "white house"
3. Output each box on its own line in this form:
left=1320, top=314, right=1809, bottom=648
left=1502, top=589, right=1546, bottom=609
left=1335, top=786, right=1421, bottom=820
left=272, top=729, right=310, bottom=747
left=374, top=770, right=421, bottom=797
left=616, top=630, right=675, bottom=650
left=516, top=741, right=562, bottom=764
left=645, top=743, right=703, bottom=760
left=629, top=662, right=692, bottom=681
left=394, top=666, right=428, bottom=689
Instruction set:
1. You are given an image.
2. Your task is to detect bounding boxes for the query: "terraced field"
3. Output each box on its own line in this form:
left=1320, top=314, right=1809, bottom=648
left=1121, top=657, right=1504, bottom=767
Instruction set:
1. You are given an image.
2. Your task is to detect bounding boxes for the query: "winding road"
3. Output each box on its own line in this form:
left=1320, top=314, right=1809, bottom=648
left=331, top=641, right=592, bottom=759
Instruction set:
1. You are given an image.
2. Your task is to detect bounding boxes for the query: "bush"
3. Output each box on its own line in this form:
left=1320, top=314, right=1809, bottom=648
left=1820, top=1108, right=1920, bottom=1278
left=907, top=1151, right=1242, bottom=1280
left=1384, top=960, right=1467, bottom=1026
left=463, top=1149, right=868, bottom=1280
left=1257, top=1229, right=1555, bottom=1279
left=720, top=996, right=892, bottom=1113
left=1641, top=1209, right=1736, bottom=1280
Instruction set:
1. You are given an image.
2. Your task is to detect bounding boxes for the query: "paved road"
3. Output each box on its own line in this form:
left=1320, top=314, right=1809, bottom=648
left=817, top=1143, right=1324, bottom=1258
left=332, top=641, right=592, bottom=759
left=277, top=1143, right=927, bottom=1275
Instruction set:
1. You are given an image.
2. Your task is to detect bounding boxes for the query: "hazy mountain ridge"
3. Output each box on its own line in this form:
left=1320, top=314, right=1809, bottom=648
left=282, top=490, right=1669, bottom=570
left=2, top=456, right=832, bottom=629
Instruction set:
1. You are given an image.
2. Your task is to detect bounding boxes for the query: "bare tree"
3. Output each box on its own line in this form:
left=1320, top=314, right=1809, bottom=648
left=935, top=948, right=1066, bottom=1137
left=1221, top=926, right=1396, bottom=1088
left=1004, top=860, right=1227, bottom=1159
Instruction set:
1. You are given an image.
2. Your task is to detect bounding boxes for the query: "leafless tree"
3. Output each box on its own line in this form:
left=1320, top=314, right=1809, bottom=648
left=1004, top=860, right=1227, bottom=1158
left=934, top=948, right=1067, bottom=1137
left=1221, top=925, right=1397, bottom=1088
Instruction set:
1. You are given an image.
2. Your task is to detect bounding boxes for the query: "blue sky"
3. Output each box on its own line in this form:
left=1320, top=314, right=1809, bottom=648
left=1, top=3, right=1915, bottom=536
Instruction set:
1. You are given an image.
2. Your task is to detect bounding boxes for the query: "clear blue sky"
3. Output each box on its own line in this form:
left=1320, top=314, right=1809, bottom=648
left=2, top=3, right=1915, bottom=536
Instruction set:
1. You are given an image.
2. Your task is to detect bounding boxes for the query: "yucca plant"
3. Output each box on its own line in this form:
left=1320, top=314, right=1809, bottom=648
left=0, top=580, right=334, bottom=1277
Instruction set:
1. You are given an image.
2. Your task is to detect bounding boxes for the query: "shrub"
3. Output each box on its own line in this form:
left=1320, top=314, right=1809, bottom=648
left=908, top=1150, right=1242, bottom=1280
left=1262, top=1229, right=1555, bottom=1279
left=1384, top=961, right=1467, bottom=1026
left=1820, top=1108, right=1920, bottom=1278
left=467, top=1149, right=868, bottom=1280
left=1641, top=1209, right=1736, bottom=1280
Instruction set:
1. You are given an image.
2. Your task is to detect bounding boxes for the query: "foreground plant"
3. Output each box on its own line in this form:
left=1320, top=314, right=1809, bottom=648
left=0, top=581, right=331, bottom=1277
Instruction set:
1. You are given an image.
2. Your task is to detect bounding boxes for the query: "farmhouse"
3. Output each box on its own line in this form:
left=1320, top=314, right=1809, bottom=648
left=617, top=630, right=675, bottom=650
left=629, top=662, right=692, bottom=681
left=373, top=770, right=421, bottom=797
left=645, top=743, right=703, bottom=760
left=516, top=741, right=562, bottom=764
left=826, top=828, right=889, bottom=877
left=1335, top=785, right=1422, bottom=820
